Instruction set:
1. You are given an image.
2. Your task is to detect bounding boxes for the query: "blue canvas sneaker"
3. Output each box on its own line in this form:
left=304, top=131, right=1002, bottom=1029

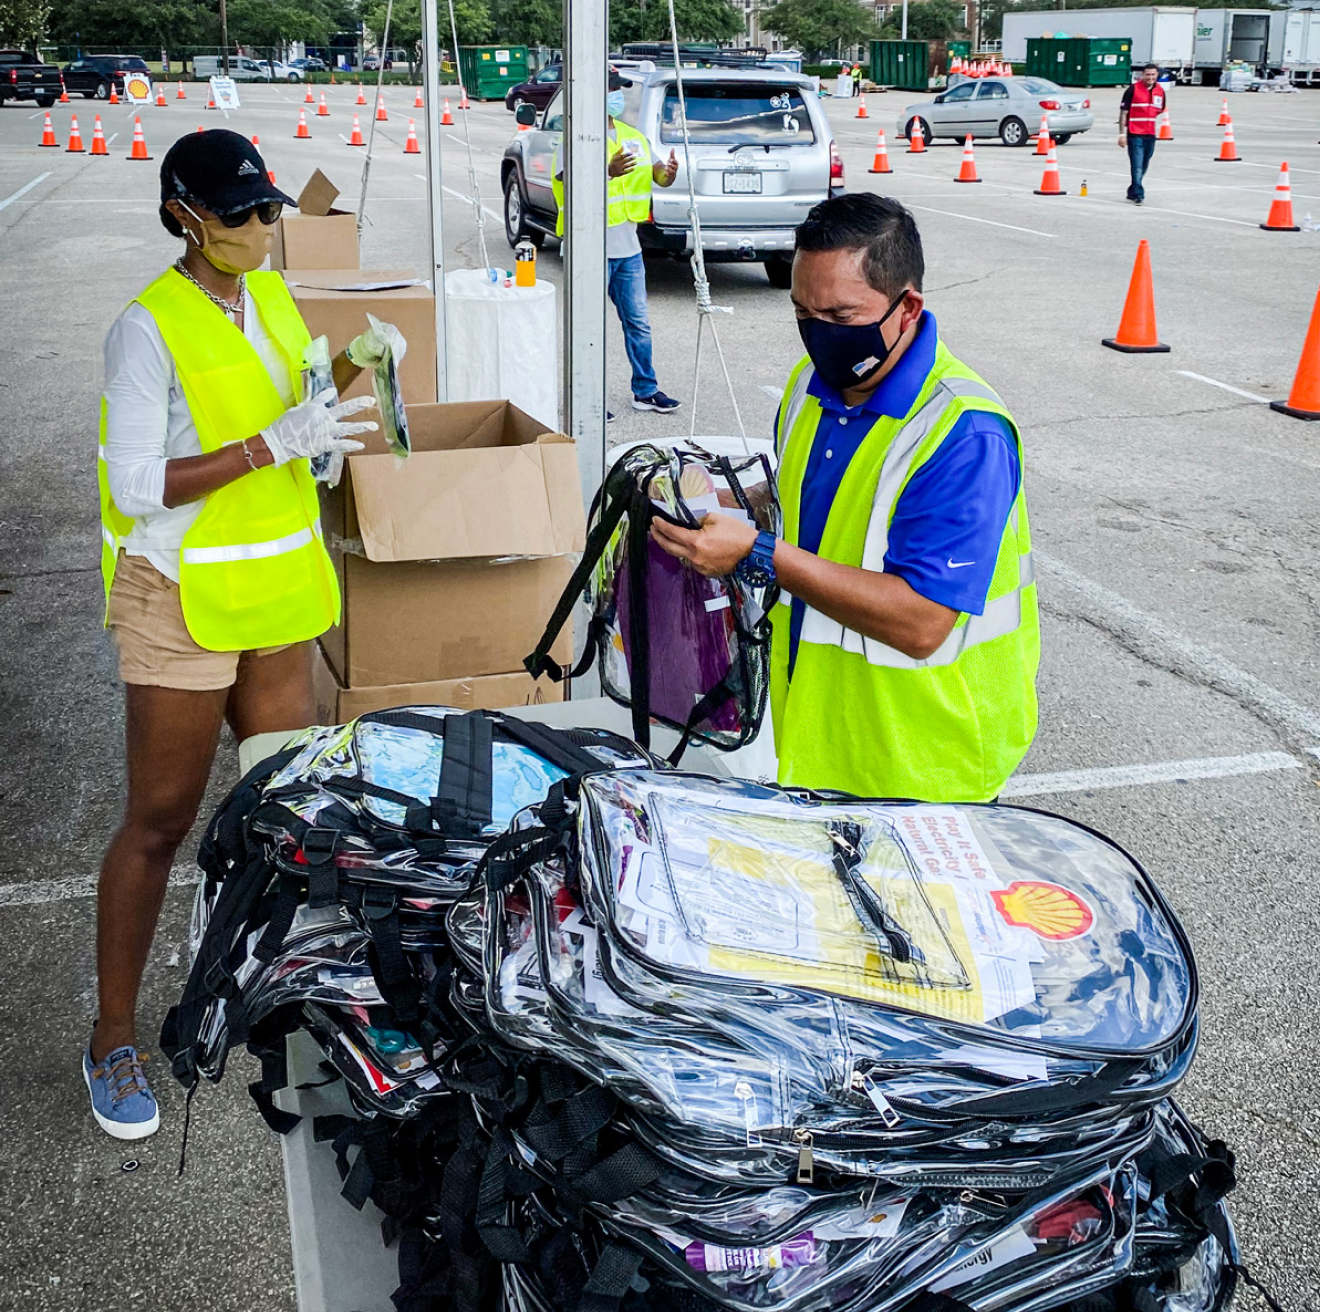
left=632, top=390, right=681, bottom=413
left=83, top=1043, right=160, bottom=1140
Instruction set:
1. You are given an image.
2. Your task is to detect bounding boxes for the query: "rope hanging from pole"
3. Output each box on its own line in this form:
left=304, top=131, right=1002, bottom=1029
left=356, top=0, right=394, bottom=237
left=446, top=0, right=490, bottom=270
left=664, top=0, right=749, bottom=452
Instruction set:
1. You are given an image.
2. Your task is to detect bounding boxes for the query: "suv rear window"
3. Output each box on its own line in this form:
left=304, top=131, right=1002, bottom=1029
left=660, top=83, right=815, bottom=147
left=118, top=58, right=150, bottom=71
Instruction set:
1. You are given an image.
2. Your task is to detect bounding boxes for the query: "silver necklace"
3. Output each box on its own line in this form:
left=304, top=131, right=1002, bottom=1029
left=173, top=259, right=244, bottom=316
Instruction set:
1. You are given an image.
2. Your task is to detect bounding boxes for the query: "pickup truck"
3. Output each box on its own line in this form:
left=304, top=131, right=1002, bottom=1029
left=0, top=49, right=61, bottom=106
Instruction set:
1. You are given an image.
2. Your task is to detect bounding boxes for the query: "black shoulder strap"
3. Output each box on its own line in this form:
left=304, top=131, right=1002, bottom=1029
left=495, top=714, right=611, bottom=776
left=437, top=711, right=495, bottom=836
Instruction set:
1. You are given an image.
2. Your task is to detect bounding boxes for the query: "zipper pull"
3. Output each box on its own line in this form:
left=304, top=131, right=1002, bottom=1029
left=793, top=1129, right=814, bottom=1185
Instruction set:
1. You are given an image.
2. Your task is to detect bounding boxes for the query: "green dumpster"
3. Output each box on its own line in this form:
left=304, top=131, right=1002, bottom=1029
left=869, top=39, right=930, bottom=92
left=456, top=44, right=529, bottom=100
left=1025, top=37, right=1131, bottom=87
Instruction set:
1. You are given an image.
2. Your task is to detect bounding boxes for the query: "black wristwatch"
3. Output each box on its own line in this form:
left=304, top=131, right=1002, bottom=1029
left=735, top=531, right=778, bottom=587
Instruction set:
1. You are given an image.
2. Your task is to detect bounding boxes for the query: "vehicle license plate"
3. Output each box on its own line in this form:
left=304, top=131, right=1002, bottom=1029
left=723, top=172, right=762, bottom=194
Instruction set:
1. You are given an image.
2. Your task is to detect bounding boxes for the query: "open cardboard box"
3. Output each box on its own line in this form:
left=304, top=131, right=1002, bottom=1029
left=313, top=642, right=563, bottom=723
left=287, top=269, right=437, bottom=405
left=320, top=398, right=585, bottom=688
left=271, top=170, right=360, bottom=271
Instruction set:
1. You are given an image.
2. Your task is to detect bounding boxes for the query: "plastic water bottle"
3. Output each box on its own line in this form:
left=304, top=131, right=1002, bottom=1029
left=515, top=238, right=537, bottom=288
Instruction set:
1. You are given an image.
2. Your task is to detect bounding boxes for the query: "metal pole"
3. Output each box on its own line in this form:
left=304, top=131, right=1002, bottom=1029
left=562, top=0, right=608, bottom=697
left=562, top=0, right=608, bottom=509
left=220, top=0, right=229, bottom=72
left=421, top=0, right=449, bottom=401
left=901, top=0, right=909, bottom=41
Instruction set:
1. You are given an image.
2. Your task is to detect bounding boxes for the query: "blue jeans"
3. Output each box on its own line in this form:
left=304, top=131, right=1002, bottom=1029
left=1126, top=133, right=1156, bottom=201
left=607, top=253, right=658, bottom=399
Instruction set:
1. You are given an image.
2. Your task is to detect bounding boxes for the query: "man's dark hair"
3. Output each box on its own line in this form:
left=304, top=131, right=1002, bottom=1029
left=1141, top=62, right=1159, bottom=72
left=794, top=193, right=924, bottom=296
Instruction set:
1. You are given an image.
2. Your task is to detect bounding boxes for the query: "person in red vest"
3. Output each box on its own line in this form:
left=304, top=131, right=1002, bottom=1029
left=1118, top=63, right=1166, bottom=205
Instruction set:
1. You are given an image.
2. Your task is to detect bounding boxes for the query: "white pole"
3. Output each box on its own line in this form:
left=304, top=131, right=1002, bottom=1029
left=421, top=0, right=449, bottom=400
left=902, top=0, right=909, bottom=40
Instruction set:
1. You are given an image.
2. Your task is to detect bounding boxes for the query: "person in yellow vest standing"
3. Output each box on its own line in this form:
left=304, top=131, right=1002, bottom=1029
left=88, top=130, right=406, bottom=1139
left=554, top=73, right=681, bottom=415
left=652, top=194, right=1038, bottom=803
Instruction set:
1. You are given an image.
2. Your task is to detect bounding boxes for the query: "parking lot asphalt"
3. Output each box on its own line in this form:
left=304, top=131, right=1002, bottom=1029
left=0, top=80, right=1317, bottom=1311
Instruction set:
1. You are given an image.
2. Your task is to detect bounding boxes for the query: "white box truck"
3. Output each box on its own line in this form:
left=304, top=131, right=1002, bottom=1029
left=1268, top=5, right=1320, bottom=84
left=1193, top=10, right=1273, bottom=75
left=1000, top=8, right=1197, bottom=77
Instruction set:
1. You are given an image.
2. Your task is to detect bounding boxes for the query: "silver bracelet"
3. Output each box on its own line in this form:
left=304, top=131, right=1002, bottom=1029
left=241, top=439, right=259, bottom=472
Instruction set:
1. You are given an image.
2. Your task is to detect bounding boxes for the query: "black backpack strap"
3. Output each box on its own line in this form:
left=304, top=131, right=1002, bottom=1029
left=436, top=711, right=495, bottom=837
left=623, top=482, right=653, bottom=750
left=577, top=1243, right=645, bottom=1312
left=245, top=1037, right=301, bottom=1135
left=496, top=715, right=611, bottom=776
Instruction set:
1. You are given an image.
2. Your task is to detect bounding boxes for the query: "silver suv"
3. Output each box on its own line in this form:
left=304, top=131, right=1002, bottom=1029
left=501, top=65, right=844, bottom=288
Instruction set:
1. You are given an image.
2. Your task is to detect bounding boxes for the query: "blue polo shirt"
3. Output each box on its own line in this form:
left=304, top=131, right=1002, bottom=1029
left=786, top=312, right=1020, bottom=673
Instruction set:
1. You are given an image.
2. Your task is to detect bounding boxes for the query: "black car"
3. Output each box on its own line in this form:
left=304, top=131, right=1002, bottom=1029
left=504, top=63, right=561, bottom=111
left=63, top=54, right=151, bottom=99
left=0, top=49, right=62, bottom=105
left=293, top=56, right=327, bottom=73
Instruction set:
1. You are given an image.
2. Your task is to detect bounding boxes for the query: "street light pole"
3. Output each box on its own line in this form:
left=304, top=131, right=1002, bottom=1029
left=901, top=0, right=909, bottom=40
left=220, top=0, right=229, bottom=72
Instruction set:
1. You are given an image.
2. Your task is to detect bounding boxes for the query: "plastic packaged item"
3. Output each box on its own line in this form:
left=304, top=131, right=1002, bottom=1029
left=526, top=443, right=780, bottom=761
left=366, top=312, right=411, bottom=457
left=302, top=335, right=343, bottom=486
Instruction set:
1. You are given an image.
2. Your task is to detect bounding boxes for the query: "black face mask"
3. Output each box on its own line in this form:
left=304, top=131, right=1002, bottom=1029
left=796, top=295, right=908, bottom=394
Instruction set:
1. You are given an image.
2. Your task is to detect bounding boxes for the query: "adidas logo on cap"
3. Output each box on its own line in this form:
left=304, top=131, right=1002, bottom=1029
left=237, top=159, right=259, bottom=176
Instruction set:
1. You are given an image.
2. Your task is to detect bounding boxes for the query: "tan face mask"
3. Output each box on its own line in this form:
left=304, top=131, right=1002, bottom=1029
left=180, top=202, right=273, bottom=275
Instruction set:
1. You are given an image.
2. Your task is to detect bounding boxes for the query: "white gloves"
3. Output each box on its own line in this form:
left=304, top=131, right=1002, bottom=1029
left=261, top=390, right=378, bottom=466
left=346, top=314, right=408, bottom=369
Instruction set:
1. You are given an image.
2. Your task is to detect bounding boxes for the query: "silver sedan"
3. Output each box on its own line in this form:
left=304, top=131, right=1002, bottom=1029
left=897, top=76, right=1095, bottom=148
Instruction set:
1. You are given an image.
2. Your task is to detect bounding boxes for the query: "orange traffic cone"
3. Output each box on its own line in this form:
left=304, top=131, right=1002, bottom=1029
left=1215, top=118, right=1239, bottom=162
left=1157, top=109, right=1172, bottom=141
left=176, top=80, right=186, bottom=99
left=414, top=86, right=424, bottom=108
left=305, top=84, right=315, bottom=103
left=38, top=112, right=57, bottom=147
left=1035, top=116, right=1051, bottom=155
left=89, top=115, right=108, bottom=156
left=441, top=98, right=453, bottom=125
left=867, top=129, right=892, bottom=174
left=206, top=93, right=216, bottom=110
left=317, top=92, right=330, bottom=117
left=1034, top=144, right=1066, bottom=195
left=1261, top=162, right=1300, bottom=232
left=459, top=87, right=470, bottom=110
left=156, top=84, right=166, bottom=106
left=855, top=94, right=869, bottom=120
left=59, top=79, right=69, bottom=103
left=348, top=114, right=366, bottom=146
left=295, top=108, right=311, bottom=139
left=108, top=83, right=119, bottom=104
left=251, top=134, right=275, bottom=183
left=356, top=84, right=366, bottom=106
left=954, top=135, right=980, bottom=183
left=1217, top=97, right=1229, bottom=126
left=907, top=119, right=925, bottom=153
left=66, top=115, right=84, bottom=151
left=1272, top=287, right=1320, bottom=419
left=376, top=93, right=388, bottom=121
left=1102, top=240, right=1168, bottom=354
left=127, top=116, right=151, bottom=161
left=404, top=118, right=421, bottom=154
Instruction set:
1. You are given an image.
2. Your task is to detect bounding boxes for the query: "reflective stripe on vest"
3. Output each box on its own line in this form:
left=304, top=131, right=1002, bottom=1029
left=1126, top=84, right=1164, bottom=134
left=182, top=522, right=319, bottom=565
left=552, top=119, right=653, bottom=238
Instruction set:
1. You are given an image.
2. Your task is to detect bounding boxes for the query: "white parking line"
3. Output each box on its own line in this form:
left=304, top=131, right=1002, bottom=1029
left=1002, top=751, right=1302, bottom=798
left=440, top=183, right=501, bottom=223
left=1081, top=194, right=1258, bottom=228
left=1175, top=371, right=1272, bottom=404
left=904, top=203, right=1055, bottom=238
left=0, top=863, right=197, bottom=909
left=0, top=172, right=51, bottom=213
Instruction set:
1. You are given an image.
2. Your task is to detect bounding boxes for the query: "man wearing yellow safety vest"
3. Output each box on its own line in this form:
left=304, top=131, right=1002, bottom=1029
left=88, top=130, right=406, bottom=1140
left=653, top=193, right=1038, bottom=803
left=554, top=73, right=682, bottom=415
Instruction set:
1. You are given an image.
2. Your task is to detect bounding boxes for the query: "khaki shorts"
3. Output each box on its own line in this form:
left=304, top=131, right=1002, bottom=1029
left=107, top=552, right=293, bottom=691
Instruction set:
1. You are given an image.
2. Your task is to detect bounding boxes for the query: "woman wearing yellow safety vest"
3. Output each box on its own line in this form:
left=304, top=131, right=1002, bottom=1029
left=87, top=130, right=406, bottom=1140
left=653, top=194, right=1038, bottom=806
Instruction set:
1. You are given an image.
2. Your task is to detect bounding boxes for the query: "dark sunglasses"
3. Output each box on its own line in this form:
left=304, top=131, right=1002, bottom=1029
left=215, top=200, right=283, bottom=228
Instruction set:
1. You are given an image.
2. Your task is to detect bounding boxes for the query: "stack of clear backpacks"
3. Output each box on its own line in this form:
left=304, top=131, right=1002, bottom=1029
left=165, top=728, right=1253, bottom=1312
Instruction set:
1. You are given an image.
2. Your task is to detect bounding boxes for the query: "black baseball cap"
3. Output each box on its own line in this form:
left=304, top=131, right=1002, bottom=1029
left=160, top=129, right=297, bottom=216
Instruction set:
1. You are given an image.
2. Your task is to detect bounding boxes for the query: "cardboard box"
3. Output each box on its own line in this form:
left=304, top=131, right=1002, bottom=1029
left=271, top=170, right=360, bottom=271
left=286, top=270, right=437, bottom=405
left=313, top=643, right=563, bottom=723
left=320, top=398, right=586, bottom=687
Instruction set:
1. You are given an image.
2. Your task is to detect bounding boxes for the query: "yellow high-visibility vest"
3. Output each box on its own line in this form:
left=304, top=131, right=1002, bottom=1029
left=552, top=118, right=654, bottom=238
left=771, top=342, right=1040, bottom=802
left=99, top=267, right=339, bottom=652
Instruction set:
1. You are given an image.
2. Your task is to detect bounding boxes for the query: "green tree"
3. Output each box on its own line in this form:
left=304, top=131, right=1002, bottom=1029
left=491, top=0, right=560, bottom=47
left=227, top=0, right=335, bottom=48
left=47, top=0, right=211, bottom=50
left=609, top=0, right=743, bottom=47
left=879, top=0, right=966, bottom=41
left=363, top=0, right=491, bottom=75
left=0, top=0, right=52, bottom=47
left=758, top=0, right=878, bottom=60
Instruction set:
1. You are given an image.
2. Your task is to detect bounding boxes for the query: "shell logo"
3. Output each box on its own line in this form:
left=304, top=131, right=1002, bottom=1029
left=990, top=880, right=1094, bottom=941
left=125, top=73, right=152, bottom=101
